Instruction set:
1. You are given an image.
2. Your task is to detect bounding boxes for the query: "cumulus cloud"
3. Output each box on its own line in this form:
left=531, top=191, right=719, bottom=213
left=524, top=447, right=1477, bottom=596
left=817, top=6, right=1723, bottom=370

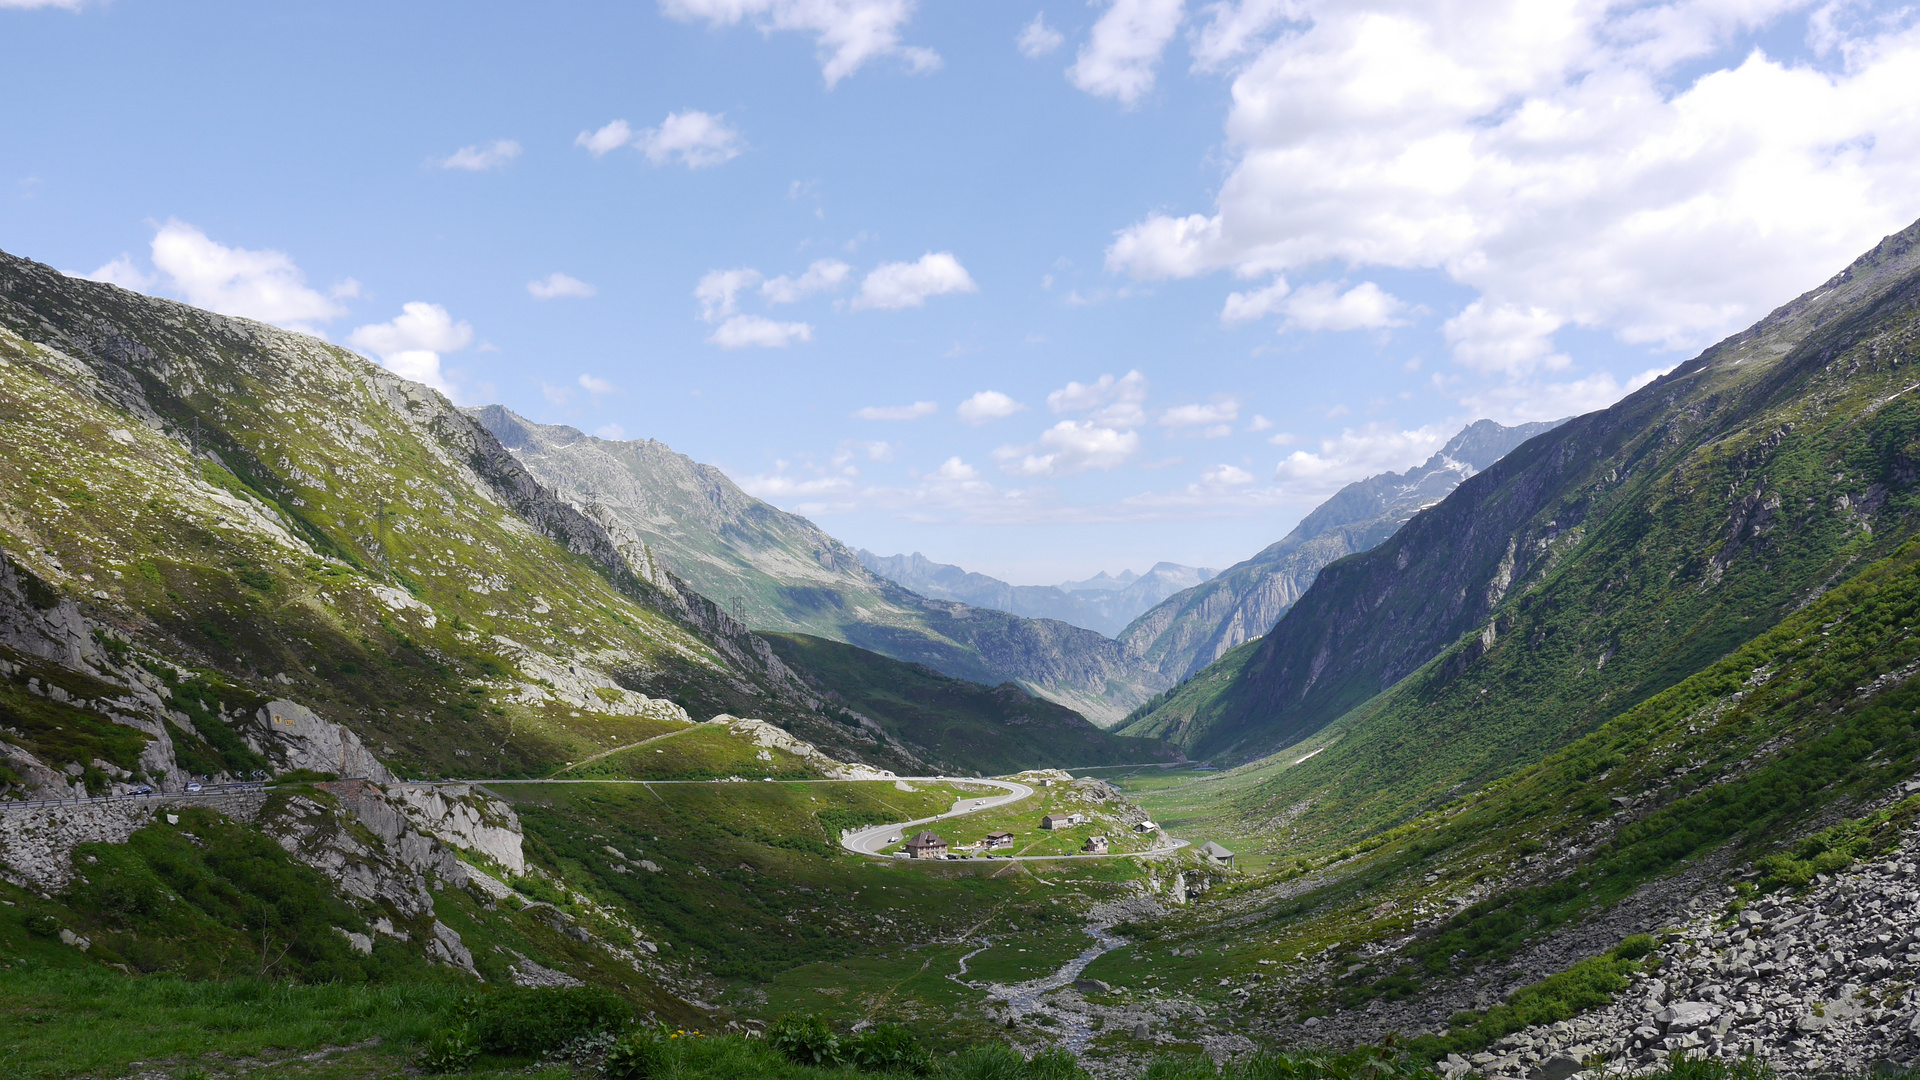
left=575, top=119, right=635, bottom=157
left=707, top=314, right=813, bottom=348
left=1199, top=463, right=1255, bottom=486
left=852, top=401, right=938, bottom=420
left=82, top=254, right=155, bottom=292
left=695, top=268, right=763, bottom=322
left=348, top=302, right=474, bottom=396
left=145, top=219, right=352, bottom=334
left=762, top=258, right=851, bottom=303
left=438, top=139, right=521, bottom=171
left=637, top=111, right=744, bottom=168
left=528, top=272, right=596, bottom=299
left=1046, top=369, right=1149, bottom=427
left=852, top=252, right=978, bottom=310
left=1220, top=276, right=1289, bottom=323
left=1160, top=400, right=1238, bottom=438
left=578, top=374, right=621, bottom=397
left=1106, top=0, right=1920, bottom=363
left=1273, top=422, right=1454, bottom=489
left=995, top=419, right=1140, bottom=476
left=660, top=0, right=941, bottom=86
left=1018, top=12, right=1065, bottom=57
left=1443, top=300, right=1568, bottom=377
left=1457, top=365, right=1671, bottom=426
left=1277, top=281, right=1409, bottom=332
left=1068, top=0, right=1186, bottom=106
left=595, top=423, right=629, bottom=440
left=957, top=390, right=1029, bottom=425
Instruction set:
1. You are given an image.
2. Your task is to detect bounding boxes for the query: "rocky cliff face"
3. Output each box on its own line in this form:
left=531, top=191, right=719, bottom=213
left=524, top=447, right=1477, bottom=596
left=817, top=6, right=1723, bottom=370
left=1118, top=419, right=1562, bottom=687
left=466, top=406, right=1173, bottom=726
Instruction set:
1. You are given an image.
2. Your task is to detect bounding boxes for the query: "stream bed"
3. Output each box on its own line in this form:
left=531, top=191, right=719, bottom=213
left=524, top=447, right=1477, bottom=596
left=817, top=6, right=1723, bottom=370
left=954, top=924, right=1130, bottom=1054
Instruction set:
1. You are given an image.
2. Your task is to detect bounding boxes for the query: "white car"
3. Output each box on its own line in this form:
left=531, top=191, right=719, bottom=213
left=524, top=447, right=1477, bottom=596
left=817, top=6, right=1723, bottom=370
left=186, top=782, right=203, bottom=793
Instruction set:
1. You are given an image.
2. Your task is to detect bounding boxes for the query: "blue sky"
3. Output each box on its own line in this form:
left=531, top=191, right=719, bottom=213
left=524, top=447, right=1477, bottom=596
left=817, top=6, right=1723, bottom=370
left=7, top=0, right=1920, bottom=583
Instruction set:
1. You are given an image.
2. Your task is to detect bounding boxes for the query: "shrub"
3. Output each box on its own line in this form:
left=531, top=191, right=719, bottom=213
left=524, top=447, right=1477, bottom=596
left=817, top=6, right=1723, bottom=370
left=767, top=1013, right=843, bottom=1068
left=466, top=986, right=631, bottom=1056
left=1612, top=934, right=1657, bottom=961
left=848, top=1024, right=931, bottom=1075
left=603, top=1030, right=668, bottom=1080
left=417, top=1024, right=480, bottom=1074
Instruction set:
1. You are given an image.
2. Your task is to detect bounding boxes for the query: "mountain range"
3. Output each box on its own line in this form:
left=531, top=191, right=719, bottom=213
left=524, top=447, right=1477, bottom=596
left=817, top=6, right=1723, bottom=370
left=854, top=551, right=1217, bottom=637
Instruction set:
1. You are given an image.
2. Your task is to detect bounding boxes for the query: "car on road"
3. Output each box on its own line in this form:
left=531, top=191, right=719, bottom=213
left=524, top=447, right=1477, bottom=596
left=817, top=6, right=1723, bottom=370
left=186, top=782, right=203, bottom=792
left=130, top=784, right=153, bottom=795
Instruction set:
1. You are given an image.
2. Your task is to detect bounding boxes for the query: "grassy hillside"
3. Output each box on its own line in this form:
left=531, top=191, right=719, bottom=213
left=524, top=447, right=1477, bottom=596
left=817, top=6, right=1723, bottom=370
left=763, top=633, right=1177, bottom=774
left=0, top=247, right=949, bottom=789
left=1099, top=528, right=1920, bottom=1050
left=1120, top=218, right=1920, bottom=791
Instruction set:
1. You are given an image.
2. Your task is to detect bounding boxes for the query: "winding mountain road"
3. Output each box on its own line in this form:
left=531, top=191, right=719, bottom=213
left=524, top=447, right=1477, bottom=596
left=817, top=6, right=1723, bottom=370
left=415, top=773, right=1189, bottom=864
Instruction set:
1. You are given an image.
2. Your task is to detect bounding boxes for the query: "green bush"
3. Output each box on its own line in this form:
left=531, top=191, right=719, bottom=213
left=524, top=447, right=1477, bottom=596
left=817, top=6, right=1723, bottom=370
left=466, top=985, right=631, bottom=1055
left=417, top=1024, right=480, bottom=1074
left=768, top=1014, right=844, bottom=1068
left=848, top=1024, right=931, bottom=1075
left=604, top=1029, right=670, bottom=1080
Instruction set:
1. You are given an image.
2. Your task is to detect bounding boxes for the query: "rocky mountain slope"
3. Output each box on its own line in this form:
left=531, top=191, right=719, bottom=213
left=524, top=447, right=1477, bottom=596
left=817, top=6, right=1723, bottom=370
left=1117, top=420, right=1562, bottom=687
left=468, top=407, right=1172, bottom=725
left=856, top=552, right=1216, bottom=637
left=1121, top=218, right=1920, bottom=773
left=0, top=247, right=927, bottom=788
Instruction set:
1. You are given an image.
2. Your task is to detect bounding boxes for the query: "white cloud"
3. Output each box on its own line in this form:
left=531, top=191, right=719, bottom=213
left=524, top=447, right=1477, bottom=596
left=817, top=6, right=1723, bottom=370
left=1068, top=0, right=1186, bottom=106
left=1159, top=401, right=1239, bottom=435
left=1046, top=369, right=1148, bottom=427
left=1105, top=1, right=1920, bottom=362
left=1247, top=414, right=1275, bottom=431
left=1199, top=463, right=1255, bottom=486
left=147, top=219, right=350, bottom=334
left=439, top=139, right=521, bottom=171
left=542, top=382, right=573, bottom=406
left=695, top=268, right=763, bottom=322
left=1456, top=365, right=1671, bottom=425
left=761, top=258, right=852, bottom=303
left=660, top=0, right=940, bottom=86
left=852, top=401, right=938, bottom=420
left=1220, top=276, right=1289, bottom=322
left=579, top=373, right=621, bottom=397
left=1443, top=300, right=1568, bottom=377
left=852, top=252, right=978, bottom=310
left=707, top=314, right=813, bottom=348
left=957, top=390, right=1029, bottom=425
left=575, top=119, right=635, bottom=157
left=995, top=419, right=1140, bottom=476
left=1277, top=281, right=1409, bottom=332
left=348, top=302, right=474, bottom=396
left=638, top=111, right=744, bottom=168
left=2, top=0, right=85, bottom=10
left=528, top=272, right=596, bottom=299
left=81, top=254, right=155, bottom=292
left=595, top=423, right=629, bottom=440
left=1018, top=12, right=1065, bottom=57
left=1273, top=422, right=1453, bottom=489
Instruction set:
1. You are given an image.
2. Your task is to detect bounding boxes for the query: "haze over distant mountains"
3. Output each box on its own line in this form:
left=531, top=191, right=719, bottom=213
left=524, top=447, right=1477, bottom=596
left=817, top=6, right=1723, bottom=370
left=1117, top=418, right=1566, bottom=684
left=855, top=552, right=1217, bottom=637
left=468, top=406, right=1168, bottom=725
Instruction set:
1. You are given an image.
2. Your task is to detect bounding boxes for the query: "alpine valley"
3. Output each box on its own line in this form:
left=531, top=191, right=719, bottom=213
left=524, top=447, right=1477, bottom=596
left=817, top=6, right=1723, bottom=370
left=9, top=215, right=1920, bottom=1080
